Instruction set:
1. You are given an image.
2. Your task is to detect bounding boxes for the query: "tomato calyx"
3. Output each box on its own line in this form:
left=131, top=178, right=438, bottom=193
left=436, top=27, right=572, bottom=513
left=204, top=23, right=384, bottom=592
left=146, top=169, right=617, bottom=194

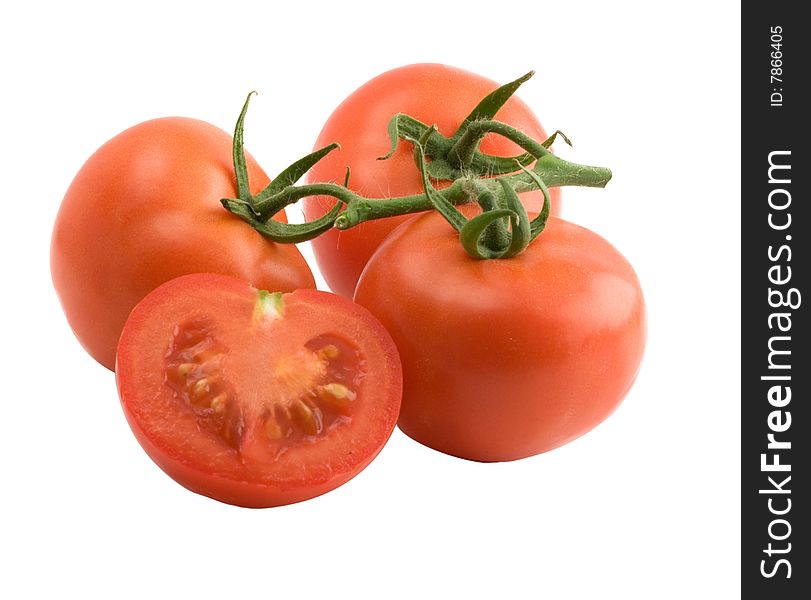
left=220, top=72, right=612, bottom=257
left=402, top=141, right=550, bottom=259
left=220, top=92, right=345, bottom=244
left=376, top=71, right=570, bottom=182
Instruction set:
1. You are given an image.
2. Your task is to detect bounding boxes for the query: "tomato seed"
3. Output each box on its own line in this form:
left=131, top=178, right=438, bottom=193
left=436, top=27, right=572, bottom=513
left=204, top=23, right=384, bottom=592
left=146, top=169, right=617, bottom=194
left=191, top=378, right=211, bottom=398
left=317, top=344, right=339, bottom=360
left=291, top=400, right=323, bottom=436
left=177, top=363, right=196, bottom=377
left=210, top=393, right=227, bottom=413
left=321, top=383, right=354, bottom=400
left=264, top=415, right=284, bottom=440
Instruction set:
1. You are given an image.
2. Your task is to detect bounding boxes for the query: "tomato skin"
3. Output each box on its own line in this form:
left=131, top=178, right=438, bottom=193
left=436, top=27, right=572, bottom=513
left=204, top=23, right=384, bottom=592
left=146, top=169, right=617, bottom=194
left=354, top=210, right=645, bottom=462
left=124, top=423, right=384, bottom=508
left=116, top=274, right=402, bottom=508
left=51, top=118, right=314, bottom=371
left=126, top=426, right=385, bottom=508
left=303, top=63, right=562, bottom=297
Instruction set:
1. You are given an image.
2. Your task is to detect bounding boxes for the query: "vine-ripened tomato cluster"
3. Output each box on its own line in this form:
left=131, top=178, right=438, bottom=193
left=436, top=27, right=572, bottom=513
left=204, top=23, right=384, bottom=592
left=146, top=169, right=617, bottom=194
left=51, top=63, right=645, bottom=508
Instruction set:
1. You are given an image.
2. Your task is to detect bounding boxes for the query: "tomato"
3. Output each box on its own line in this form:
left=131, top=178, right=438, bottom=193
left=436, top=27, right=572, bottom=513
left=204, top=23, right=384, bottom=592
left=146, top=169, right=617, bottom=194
left=354, top=209, right=645, bottom=462
left=51, top=117, right=314, bottom=370
left=303, top=63, right=562, bottom=297
left=116, top=273, right=402, bottom=507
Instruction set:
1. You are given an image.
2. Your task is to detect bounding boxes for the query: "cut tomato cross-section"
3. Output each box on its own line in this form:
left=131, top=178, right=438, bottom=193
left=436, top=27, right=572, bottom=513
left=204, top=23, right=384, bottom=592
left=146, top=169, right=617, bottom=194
left=116, top=273, right=402, bottom=508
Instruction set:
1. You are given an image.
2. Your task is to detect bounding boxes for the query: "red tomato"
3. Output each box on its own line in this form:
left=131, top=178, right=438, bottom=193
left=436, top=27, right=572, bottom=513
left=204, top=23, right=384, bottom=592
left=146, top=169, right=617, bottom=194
left=51, top=117, right=314, bottom=370
left=354, top=209, right=645, bottom=462
left=303, top=63, right=562, bottom=297
left=116, top=273, right=402, bottom=507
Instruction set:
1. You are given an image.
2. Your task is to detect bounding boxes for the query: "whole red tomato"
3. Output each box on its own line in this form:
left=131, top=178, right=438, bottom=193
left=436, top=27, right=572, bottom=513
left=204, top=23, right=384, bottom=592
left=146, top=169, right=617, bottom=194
left=354, top=209, right=646, bottom=462
left=51, top=117, right=314, bottom=371
left=303, top=64, right=562, bottom=297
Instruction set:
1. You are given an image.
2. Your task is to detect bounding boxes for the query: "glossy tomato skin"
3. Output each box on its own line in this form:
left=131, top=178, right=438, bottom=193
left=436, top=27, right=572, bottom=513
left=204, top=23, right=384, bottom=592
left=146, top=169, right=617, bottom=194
left=51, top=118, right=314, bottom=370
left=116, top=274, right=402, bottom=508
left=303, top=63, right=562, bottom=297
left=354, top=210, right=645, bottom=462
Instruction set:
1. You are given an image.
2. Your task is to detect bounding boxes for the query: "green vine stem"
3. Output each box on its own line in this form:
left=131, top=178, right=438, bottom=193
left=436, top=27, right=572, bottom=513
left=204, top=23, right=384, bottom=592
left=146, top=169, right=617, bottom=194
left=220, top=71, right=613, bottom=258
left=328, top=148, right=609, bottom=231
left=239, top=133, right=610, bottom=232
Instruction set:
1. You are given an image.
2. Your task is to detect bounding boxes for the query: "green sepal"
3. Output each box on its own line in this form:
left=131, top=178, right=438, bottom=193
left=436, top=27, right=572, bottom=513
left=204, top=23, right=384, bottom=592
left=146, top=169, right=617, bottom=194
left=221, top=198, right=259, bottom=220
left=222, top=198, right=343, bottom=244
left=464, top=178, right=510, bottom=250
left=378, top=113, right=434, bottom=160
left=517, top=162, right=552, bottom=239
left=378, top=113, right=403, bottom=160
left=542, top=130, right=573, bottom=149
left=460, top=209, right=518, bottom=259
left=232, top=91, right=257, bottom=202
left=498, top=179, right=531, bottom=258
left=415, top=143, right=467, bottom=232
left=253, top=143, right=341, bottom=210
left=454, top=71, right=534, bottom=136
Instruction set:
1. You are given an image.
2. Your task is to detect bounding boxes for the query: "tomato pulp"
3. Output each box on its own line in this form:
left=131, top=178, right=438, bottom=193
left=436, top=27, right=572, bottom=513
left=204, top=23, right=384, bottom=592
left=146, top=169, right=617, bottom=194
left=116, top=274, right=402, bottom=507
left=303, top=63, right=562, bottom=297
left=354, top=210, right=646, bottom=462
left=52, top=117, right=314, bottom=370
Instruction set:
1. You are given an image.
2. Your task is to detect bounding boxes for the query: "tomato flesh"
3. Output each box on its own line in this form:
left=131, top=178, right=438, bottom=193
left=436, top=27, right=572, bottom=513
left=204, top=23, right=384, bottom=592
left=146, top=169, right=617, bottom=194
left=116, top=274, right=402, bottom=507
left=164, top=321, right=360, bottom=455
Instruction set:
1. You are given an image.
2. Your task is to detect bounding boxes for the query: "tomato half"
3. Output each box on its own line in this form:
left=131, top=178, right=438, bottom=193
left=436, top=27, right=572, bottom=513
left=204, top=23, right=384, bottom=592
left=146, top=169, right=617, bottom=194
left=51, top=117, right=314, bottom=371
left=303, top=63, right=562, bottom=297
left=116, top=273, right=402, bottom=507
left=354, top=209, right=645, bottom=462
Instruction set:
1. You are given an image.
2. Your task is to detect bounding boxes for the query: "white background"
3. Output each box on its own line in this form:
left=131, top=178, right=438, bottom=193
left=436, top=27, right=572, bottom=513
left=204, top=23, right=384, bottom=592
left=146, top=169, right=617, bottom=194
left=1, top=1, right=740, bottom=598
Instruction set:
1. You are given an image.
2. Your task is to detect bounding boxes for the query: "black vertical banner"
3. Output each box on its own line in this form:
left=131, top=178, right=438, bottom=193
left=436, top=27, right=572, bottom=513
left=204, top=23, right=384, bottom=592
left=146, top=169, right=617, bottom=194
left=742, top=4, right=808, bottom=599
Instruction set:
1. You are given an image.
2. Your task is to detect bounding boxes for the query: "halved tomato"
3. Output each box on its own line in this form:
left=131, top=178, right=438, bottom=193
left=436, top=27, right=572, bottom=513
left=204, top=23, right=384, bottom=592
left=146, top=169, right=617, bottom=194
left=116, top=273, right=402, bottom=507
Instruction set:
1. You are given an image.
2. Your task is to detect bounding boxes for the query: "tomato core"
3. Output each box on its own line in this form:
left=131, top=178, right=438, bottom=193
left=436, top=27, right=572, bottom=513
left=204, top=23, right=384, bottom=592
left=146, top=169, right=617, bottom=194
left=163, top=307, right=364, bottom=461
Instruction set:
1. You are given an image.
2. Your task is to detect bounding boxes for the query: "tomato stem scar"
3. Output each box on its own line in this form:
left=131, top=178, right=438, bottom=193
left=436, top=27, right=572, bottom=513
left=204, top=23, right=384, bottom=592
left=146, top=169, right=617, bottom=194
left=253, top=290, right=285, bottom=323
